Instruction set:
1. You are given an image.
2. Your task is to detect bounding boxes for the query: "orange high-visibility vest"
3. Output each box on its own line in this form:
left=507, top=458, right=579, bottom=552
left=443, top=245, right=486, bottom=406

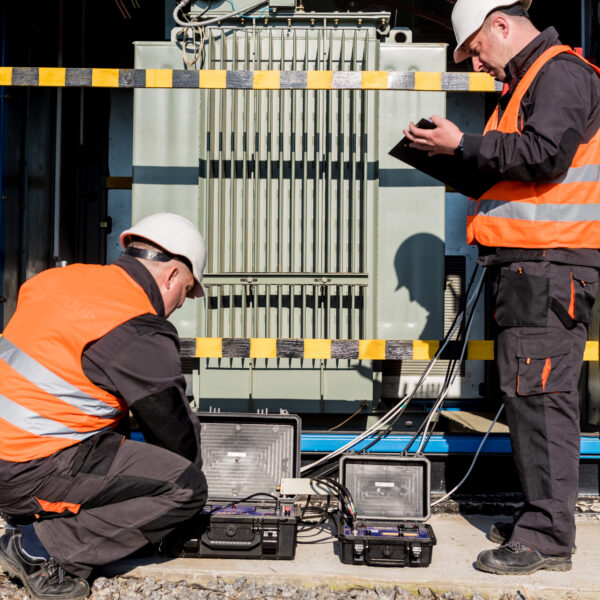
left=467, top=45, right=600, bottom=249
left=0, top=264, right=157, bottom=462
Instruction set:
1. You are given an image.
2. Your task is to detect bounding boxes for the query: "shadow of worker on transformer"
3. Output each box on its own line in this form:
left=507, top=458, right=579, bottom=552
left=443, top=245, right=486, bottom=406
left=394, top=232, right=446, bottom=340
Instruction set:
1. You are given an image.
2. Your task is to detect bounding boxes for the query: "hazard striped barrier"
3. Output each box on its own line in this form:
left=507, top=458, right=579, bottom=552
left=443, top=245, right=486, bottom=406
left=0, top=333, right=595, bottom=360
left=0, top=67, right=502, bottom=92
left=179, top=338, right=600, bottom=361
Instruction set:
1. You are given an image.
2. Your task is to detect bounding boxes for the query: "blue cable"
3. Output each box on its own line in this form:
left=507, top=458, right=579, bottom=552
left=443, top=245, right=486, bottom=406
left=224, top=0, right=270, bottom=20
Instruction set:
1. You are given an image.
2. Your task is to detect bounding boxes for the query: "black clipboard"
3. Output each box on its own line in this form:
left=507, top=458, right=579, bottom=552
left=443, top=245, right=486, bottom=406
left=388, top=120, right=493, bottom=199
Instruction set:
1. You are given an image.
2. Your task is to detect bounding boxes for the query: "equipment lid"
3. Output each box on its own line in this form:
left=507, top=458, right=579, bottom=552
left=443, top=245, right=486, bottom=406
left=198, top=412, right=301, bottom=502
left=340, top=455, right=431, bottom=522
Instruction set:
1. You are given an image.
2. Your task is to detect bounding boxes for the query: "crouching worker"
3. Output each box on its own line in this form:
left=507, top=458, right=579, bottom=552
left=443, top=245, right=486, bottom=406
left=0, top=212, right=208, bottom=600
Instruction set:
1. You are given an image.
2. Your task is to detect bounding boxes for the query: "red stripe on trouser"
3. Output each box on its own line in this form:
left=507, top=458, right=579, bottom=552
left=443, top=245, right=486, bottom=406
left=541, top=357, right=552, bottom=392
left=569, top=273, right=576, bottom=319
left=35, top=498, right=81, bottom=515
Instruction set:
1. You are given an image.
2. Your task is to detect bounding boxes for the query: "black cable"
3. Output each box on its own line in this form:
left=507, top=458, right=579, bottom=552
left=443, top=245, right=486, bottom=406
left=302, top=284, right=475, bottom=474
left=357, top=267, right=484, bottom=457
left=301, top=459, right=340, bottom=480
left=313, top=462, right=339, bottom=478
left=177, top=0, right=211, bottom=21
left=418, top=270, right=486, bottom=451
left=301, top=303, right=458, bottom=472
left=423, top=266, right=486, bottom=443
left=207, top=492, right=279, bottom=515
left=297, top=513, right=337, bottom=538
left=356, top=426, right=391, bottom=454
left=398, top=264, right=483, bottom=455
left=300, top=494, right=312, bottom=519
left=297, top=515, right=338, bottom=543
left=197, top=0, right=211, bottom=18
left=299, top=508, right=327, bottom=526
left=311, top=476, right=357, bottom=523
left=302, top=265, right=484, bottom=475
left=298, top=496, right=332, bottom=531
left=297, top=495, right=338, bottom=541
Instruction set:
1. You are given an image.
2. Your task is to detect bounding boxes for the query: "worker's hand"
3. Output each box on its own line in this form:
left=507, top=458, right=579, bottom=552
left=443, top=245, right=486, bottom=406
left=403, top=115, right=464, bottom=157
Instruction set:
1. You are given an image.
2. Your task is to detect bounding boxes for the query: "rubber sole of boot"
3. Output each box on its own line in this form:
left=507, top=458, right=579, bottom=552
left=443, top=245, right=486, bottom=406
left=0, top=555, right=89, bottom=600
left=476, top=555, right=572, bottom=575
left=489, top=523, right=577, bottom=554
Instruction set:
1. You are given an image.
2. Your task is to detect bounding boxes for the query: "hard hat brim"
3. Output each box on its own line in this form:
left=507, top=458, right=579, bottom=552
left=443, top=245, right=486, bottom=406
left=454, top=45, right=470, bottom=64
left=190, top=281, right=205, bottom=299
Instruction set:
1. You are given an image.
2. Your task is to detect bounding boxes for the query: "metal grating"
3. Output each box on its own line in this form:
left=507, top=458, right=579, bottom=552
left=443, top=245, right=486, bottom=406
left=204, top=282, right=366, bottom=339
left=398, top=255, right=467, bottom=377
left=197, top=26, right=376, bottom=340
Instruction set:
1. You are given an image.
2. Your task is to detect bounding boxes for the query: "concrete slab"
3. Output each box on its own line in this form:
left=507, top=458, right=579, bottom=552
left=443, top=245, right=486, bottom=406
left=98, top=514, right=600, bottom=600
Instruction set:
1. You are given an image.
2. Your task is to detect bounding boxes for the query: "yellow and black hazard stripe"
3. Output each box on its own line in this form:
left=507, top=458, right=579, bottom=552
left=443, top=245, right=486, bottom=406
left=180, top=338, right=600, bottom=361
left=0, top=67, right=502, bottom=92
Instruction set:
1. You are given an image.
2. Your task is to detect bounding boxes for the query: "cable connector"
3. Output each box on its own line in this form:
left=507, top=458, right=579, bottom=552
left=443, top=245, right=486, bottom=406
left=279, top=478, right=336, bottom=496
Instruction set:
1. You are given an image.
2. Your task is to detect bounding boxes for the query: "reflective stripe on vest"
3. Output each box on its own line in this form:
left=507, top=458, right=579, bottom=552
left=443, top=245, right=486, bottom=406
left=551, top=163, right=600, bottom=184
left=469, top=199, right=600, bottom=221
left=0, top=337, right=121, bottom=419
left=0, top=263, right=157, bottom=462
left=467, top=45, right=600, bottom=249
left=0, top=391, right=109, bottom=441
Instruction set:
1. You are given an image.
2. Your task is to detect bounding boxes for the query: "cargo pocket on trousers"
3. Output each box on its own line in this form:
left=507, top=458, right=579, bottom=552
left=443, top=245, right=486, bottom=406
left=572, top=267, right=600, bottom=325
left=516, top=334, right=572, bottom=396
left=495, top=268, right=550, bottom=327
left=70, top=430, right=124, bottom=477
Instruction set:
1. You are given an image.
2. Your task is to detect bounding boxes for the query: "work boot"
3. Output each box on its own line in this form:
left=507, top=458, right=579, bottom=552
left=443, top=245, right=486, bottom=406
left=489, top=521, right=577, bottom=554
left=476, top=539, right=572, bottom=575
left=0, top=528, right=90, bottom=600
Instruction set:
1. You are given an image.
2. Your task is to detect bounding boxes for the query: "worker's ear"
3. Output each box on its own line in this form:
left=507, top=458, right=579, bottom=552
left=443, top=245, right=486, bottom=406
left=490, top=14, right=510, bottom=39
left=163, top=265, right=180, bottom=290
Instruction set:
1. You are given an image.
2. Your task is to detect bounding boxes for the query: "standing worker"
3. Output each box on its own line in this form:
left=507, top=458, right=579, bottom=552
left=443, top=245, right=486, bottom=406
left=403, top=0, right=600, bottom=575
left=0, top=213, right=208, bottom=600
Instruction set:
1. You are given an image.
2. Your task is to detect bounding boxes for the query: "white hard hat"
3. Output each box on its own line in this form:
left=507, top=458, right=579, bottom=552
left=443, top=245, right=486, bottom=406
left=451, top=0, right=532, bottom=63
left=120, top=212, right=207, bottom=298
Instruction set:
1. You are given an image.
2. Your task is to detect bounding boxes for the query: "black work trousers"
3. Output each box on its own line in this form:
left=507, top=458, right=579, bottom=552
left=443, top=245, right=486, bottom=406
left=492, top=261, right=599, bottom=557
left=0, top=432, right=207, bottom=577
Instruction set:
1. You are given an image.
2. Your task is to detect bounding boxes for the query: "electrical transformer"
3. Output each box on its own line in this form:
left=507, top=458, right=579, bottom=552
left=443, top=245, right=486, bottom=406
left=132, top=1, right=484, bottom=418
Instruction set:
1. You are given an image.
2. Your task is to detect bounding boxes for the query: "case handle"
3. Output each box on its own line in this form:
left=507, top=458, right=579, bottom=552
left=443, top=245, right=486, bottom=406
left=364, top=555, right=409, bottom=567
left=200, top=532, right=262, bottom=550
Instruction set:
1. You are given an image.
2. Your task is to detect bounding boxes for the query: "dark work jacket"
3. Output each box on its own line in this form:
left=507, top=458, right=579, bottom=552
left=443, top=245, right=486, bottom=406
left=81, top=255, right=203, bottom=468
left=0, top=256, right=203, bottom=483
left=461, top=27, right=600, bottom=268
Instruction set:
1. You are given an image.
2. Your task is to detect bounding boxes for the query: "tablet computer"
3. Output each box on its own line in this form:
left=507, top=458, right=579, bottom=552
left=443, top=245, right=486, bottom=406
left=388, top=120, right=493, bottom=199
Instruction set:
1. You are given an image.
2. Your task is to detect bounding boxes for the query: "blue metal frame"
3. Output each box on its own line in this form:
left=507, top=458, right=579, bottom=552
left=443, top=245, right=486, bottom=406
left=130, top=431, right=600, bottom=459
left=299, top=433, right=600, bottom=458
left=300, top=432, right=512, bottom=454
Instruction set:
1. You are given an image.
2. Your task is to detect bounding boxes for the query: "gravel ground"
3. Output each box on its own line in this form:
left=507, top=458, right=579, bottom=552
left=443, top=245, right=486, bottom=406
left=0, top=573, right=534, bottom=600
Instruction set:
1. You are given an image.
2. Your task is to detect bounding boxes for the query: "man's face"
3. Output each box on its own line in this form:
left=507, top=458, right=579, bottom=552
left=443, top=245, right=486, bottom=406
left=463, top=16, right=511, bottom=81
